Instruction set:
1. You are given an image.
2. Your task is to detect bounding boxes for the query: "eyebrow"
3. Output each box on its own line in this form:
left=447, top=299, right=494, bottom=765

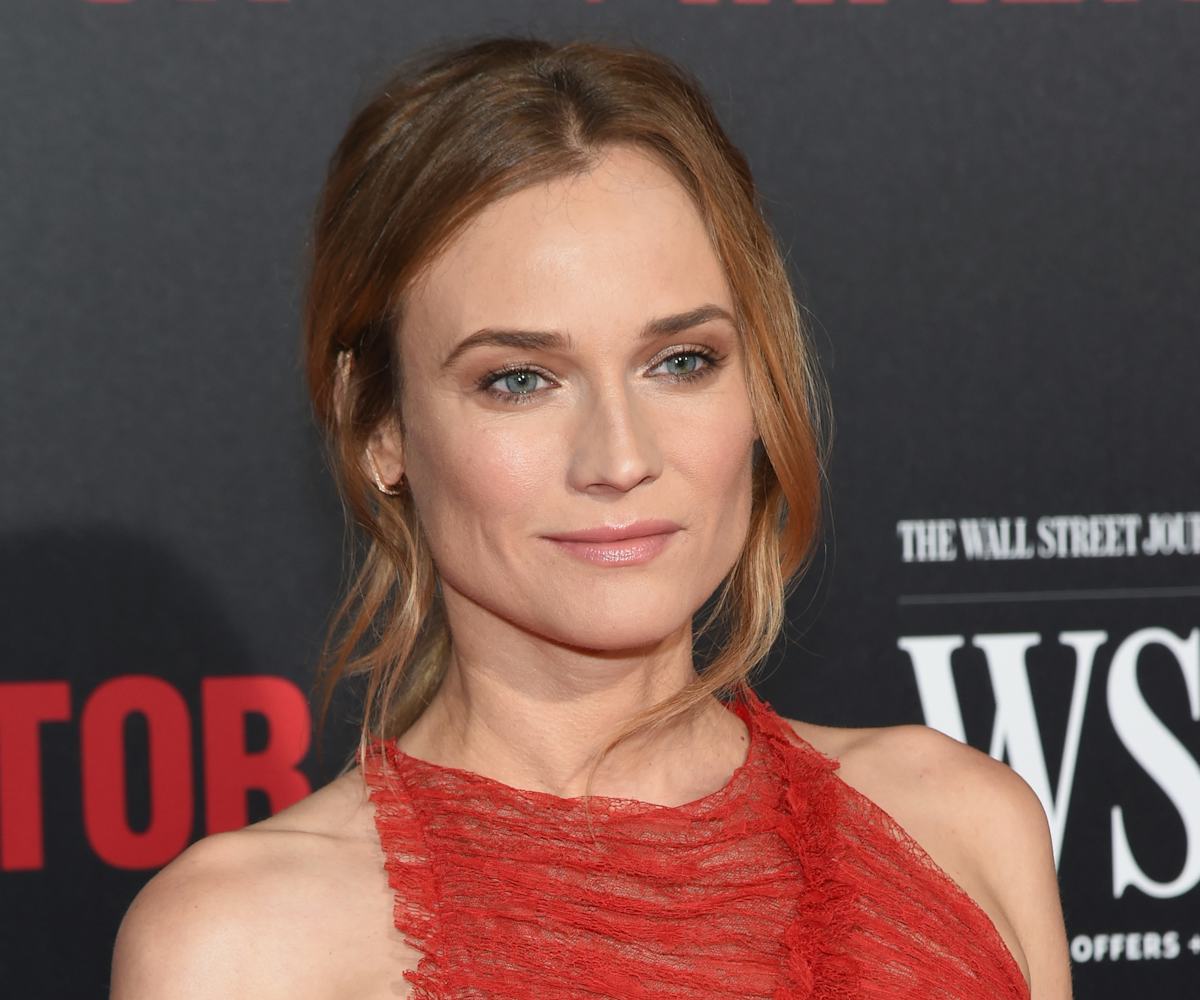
left=439, top=303, right=737, bottom=371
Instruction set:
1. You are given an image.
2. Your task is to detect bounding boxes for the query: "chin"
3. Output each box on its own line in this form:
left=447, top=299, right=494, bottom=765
left=534, top=592, right=697, bottom=648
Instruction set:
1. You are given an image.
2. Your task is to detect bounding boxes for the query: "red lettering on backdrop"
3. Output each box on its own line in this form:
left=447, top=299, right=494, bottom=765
left=81, top=675, right=193, bottom=869
left=202, top=676, right=311, bottom=833
left=2, top=675, right=312, bottom=871
left=0, top=682, right=71, bottom=870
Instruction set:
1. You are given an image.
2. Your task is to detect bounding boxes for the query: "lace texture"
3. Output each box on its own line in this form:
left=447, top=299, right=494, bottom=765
left=357, top=689, right=1029, bottom=1000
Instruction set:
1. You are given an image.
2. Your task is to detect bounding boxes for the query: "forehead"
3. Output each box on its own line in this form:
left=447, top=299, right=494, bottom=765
left=402, top=145, right=732, bottom=351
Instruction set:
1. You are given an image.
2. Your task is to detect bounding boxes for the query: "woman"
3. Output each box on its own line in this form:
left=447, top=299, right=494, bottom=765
left=111, top=35, right=1072, bottom=999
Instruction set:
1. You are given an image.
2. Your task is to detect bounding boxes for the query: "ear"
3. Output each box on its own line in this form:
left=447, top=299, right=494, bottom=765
left=365, top=411, right=405, bottom=490
left=336, top=350, right=405, bottom=490
left=333, top=349, right=355, bottom=427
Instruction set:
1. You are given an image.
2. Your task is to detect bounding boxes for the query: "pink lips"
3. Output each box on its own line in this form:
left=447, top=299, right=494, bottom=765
left=543, top=519, right=681, bottom=566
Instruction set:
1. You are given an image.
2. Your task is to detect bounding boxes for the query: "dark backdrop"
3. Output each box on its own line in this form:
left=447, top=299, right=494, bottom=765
left=1, top=1, right=1197, bottom=997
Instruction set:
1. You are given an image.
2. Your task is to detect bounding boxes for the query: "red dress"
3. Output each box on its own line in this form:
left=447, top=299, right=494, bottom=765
left=357, top=686, right=1030, bottom=999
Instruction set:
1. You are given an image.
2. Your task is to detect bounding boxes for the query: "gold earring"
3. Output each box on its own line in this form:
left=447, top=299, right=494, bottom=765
left=365, top=450, right=403, bottom=496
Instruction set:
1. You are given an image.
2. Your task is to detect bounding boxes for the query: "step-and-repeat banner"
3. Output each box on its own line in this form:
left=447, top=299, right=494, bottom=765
left=1, top=2, right=1196, bottom=996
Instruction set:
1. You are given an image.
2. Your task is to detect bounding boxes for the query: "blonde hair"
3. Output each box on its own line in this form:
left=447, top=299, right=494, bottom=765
left=301, top=34, right=832, bottom=797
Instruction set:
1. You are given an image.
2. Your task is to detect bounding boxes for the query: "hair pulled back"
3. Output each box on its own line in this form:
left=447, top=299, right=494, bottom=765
left=301, top=34, right=832, bottom=786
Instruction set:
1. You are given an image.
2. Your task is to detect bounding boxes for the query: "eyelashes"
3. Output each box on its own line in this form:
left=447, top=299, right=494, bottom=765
left=475, top=347, right=727, bottom=407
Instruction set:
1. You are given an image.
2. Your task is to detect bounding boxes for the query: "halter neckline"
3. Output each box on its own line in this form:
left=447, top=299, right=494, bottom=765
left=379, top=691, right=762, bottom=816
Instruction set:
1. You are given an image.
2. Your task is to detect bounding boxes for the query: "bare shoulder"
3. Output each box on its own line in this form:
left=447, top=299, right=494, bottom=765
left=781, top=718, right=1073, bottom=1000
left=110, top=826, right=298, bottom=999
left=110, top=769, right=406, bottom=1000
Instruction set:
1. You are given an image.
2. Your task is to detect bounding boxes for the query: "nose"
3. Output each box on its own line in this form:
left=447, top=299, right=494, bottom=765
left=568, top=381, right=663, bottom=494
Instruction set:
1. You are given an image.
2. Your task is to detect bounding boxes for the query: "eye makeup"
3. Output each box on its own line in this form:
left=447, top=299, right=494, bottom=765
left=475, top=345, right=727, bottom=406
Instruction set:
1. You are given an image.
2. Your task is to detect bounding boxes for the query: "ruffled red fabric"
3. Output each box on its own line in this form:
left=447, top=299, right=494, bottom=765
left=357, top=688, right=1030, bottom=999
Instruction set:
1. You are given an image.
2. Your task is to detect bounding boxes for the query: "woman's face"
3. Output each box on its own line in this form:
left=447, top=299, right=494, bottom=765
left=371, top=143, right=758, bottom=653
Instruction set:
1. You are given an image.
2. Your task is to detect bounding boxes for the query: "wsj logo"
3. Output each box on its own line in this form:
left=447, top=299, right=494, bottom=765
left=898, top=627, right=1200, bottom=901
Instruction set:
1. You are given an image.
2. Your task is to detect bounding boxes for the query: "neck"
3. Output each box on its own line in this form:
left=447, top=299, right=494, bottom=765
left=393, top=634, right=749, bottom=807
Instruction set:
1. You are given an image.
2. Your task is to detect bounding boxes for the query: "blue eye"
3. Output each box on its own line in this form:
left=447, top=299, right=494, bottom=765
left=496, top=370, right=545, bottom=396
left=475, top=366, right=551, bottom=405
left=662, top=354, right=702, bottom=376
left=477, top=348, right=724, bottom=406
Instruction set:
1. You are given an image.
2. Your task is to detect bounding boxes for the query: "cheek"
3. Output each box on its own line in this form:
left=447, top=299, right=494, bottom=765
left=664, top=407, right=757, bottom=588
left=443, top=430, right=544, bottom=500
left=674, top=406, right=756, bottom=509
left=405, top=417, right=550, bottom=559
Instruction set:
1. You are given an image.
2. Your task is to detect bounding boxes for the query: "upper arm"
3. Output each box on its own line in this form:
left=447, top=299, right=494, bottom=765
left=877, top=725, right=1073, bottom=1000
left=819, top=722, right=1074, bottom=1000
left=110, top=832, right=293, bottom=1000
left=967, top=752, right=1074, bottom=1000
